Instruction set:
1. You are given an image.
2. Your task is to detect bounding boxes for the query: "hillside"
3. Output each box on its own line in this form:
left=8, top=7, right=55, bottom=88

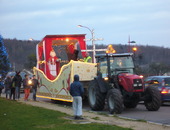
left=4, top=39, right=38, bottom=71
left=4, top=38, right=170, bottom=72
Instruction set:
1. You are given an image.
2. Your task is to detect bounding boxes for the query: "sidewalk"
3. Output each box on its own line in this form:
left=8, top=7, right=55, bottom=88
left=2, top=93, right=170, bottom=130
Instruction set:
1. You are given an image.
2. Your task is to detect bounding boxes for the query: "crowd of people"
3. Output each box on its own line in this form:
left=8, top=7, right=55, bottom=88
left=0, top=72, right=85, bottom=120
left=0, top=72, right=39, bottom=101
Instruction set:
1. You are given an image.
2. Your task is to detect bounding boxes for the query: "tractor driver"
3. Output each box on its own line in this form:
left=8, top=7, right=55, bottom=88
left=115, top=58, right=123, bottom=68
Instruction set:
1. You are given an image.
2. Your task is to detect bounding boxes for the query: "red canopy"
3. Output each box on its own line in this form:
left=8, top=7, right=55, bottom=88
left=36, top=34, right=87, bottom=80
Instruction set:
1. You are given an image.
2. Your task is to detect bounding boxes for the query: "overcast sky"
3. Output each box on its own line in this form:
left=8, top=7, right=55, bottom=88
left=0, top=0, right=170, bottom=48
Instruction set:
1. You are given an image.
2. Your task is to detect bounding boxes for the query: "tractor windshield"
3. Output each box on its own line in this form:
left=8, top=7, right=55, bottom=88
left=110, top=56, right=134, bottom=75
left=98, top=58, right=108, bottom=78
left=97, top=55, right=135, bottom=78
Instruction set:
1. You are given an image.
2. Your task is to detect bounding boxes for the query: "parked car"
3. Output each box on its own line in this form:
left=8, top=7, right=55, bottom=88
left=144, top=76, right=170, bottom=104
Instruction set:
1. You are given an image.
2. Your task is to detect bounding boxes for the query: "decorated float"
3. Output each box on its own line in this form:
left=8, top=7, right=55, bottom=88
left=33, top=34, right=97, bottom=102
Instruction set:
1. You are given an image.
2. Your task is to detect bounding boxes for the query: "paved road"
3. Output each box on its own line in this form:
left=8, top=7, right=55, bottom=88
left=120, top=103, right=170, bottom=125
left=37, top=96, right=170, bottom=126
left=80, top=100, right=170, bottom=126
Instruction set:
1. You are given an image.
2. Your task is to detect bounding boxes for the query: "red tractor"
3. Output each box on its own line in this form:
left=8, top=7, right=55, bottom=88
left=88, top=53, right=161, bottom=114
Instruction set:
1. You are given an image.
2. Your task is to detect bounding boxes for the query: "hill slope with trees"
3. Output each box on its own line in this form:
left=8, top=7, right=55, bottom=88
left=3, top=38, right=170, bottom=76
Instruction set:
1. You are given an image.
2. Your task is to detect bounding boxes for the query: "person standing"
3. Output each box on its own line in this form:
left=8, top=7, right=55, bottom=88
left=4, top=75, right=12, bottom=99
left=13, top=71, right=22, bottom=100
left=23, top=75, right=31, bottom=101
left=10, top=76, right=15, bottom=100
left=32, top=75, right=39, bottom=101
left=0, top=77, right=4, bottom=97
left=69, top=75, right=84, bottom=119
left=84, top=52, right=92, bottom=63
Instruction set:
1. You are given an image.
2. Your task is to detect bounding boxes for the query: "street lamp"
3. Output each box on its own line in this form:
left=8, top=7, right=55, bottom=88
left=132, top=47, right=137, bottom=52
left=128, top=36, right=136, bottom=52
left=132, top=46, right=138, bottom=61
left=28, top=38, right=34, bottom=41
left=77, top=25, right=96, bottom=63
left=128, top=41, right=136, bottom=52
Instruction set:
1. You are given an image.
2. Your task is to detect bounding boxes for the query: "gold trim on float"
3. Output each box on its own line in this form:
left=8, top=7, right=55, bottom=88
left=33, top=60, right=73, bottom=82
left=33, top=60, right=96, bottom=82
left=36, top=95, right=73, bottom=102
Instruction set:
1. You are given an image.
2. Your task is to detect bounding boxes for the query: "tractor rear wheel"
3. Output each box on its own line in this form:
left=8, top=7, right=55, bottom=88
left=144, top=86, right=161, bottom=111
left=106, top=89, right=123, bottom=114
left=88, top=80, right=106, bottom=111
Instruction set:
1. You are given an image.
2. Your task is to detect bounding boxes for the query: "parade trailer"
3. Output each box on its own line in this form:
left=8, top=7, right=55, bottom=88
left=34, top=34, right=161, bottom=114
left=33, top=34, right=97, bottom=102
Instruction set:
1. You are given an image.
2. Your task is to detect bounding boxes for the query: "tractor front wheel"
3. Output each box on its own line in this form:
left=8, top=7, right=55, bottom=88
left=88, top=80, right=106, bottom=111
left=124, top=100, right=139, bottom=108
left=106, top=89, right=123, bottom=114
left=144, top=86, right=161, bottom=111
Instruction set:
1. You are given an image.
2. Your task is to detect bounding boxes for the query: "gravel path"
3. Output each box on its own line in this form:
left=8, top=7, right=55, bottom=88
left=18, top=99, right=170, bottom=130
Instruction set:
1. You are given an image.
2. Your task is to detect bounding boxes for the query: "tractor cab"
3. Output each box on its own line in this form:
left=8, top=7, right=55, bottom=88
left=96, top=53, right=135, bottom=79
left=95, top=52, right=143, bottom=93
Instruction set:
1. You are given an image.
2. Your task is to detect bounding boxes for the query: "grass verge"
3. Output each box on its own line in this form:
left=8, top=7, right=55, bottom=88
left=0, top=98, right=132, bottom=130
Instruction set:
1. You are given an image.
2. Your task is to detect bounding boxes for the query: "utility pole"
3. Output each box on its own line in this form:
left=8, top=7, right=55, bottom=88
left=78, top=25, right=104, bottom=63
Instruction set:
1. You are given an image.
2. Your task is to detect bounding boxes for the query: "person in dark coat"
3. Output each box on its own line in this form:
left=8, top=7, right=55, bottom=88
left=10, top=76, right=15, bottom=100
left=32, top=75, right=39, bottom=101
left=4, top=76, right=12, bottom=99
left=0, top=77, right=4, bottom=97
left=69, top=75, right=84, bottom=119
left=12, top=71, right=22, bottom=100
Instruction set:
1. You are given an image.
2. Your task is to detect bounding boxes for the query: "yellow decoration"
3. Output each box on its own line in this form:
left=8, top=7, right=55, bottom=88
left=106, top=45, right=116, bottom=54
left=38, top=60, right=46, bottom=64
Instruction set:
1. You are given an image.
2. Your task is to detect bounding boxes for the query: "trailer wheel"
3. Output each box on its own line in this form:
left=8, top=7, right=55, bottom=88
left=107, top=89, right=123, bottom=114
left=88, top=80, right=106, bottom=111
left=144, top=86, right=161, bottom=111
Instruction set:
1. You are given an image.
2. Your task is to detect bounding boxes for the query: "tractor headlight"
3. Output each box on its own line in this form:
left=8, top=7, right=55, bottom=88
left=138, top=84, right=142, bottom=86
left=104, top=77, right=109, bottom=81
left=133, top=79, right=143, bottom=88
left=139, top=75, right=144, bottom=78
left=133, top=84, right=138, bottom=87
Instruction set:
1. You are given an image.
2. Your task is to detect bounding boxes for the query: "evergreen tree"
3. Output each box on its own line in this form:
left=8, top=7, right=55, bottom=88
left=0, top=35, right=11, bottom=76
